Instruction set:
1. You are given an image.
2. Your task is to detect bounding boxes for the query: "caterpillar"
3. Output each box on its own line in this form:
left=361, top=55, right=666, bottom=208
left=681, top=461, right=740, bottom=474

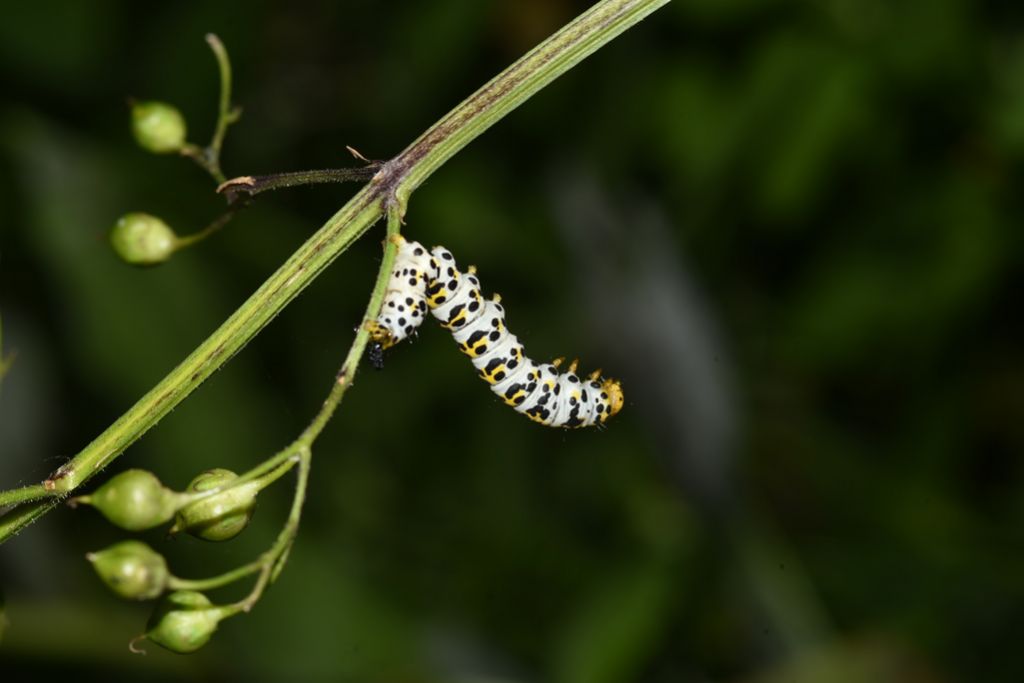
left=368, top=235, right=623, bottom=428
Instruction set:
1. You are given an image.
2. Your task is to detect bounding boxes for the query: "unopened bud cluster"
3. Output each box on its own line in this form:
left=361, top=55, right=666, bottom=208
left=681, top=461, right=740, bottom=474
left=112, top=101, right=190, bottom=266
left=79, top=466, right=262, bottom=654
left=86, top=539, right=234, bottom=653
left=76, top=468, right=257, bottom=540
left=86, top=38, right=271, bottom=656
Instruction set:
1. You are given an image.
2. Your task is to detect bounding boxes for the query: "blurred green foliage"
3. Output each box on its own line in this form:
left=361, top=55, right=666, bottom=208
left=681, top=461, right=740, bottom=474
left=1, top=0, right=1023, bottom=681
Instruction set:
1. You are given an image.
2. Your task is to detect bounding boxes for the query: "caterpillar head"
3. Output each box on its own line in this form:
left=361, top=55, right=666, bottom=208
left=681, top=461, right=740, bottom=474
left=602, top=378, right=624, bottom=419
left=365, top=320, right=399, bottom=350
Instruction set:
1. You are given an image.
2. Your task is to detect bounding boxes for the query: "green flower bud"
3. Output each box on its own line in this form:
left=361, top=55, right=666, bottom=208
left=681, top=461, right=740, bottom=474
left=87, top=540, right=168, bottom=600
left=73, top=469, right=180, bottom=531
left=172, top=469, right=258, bottom=542
left=131, top=101, right=187, bottom=153
left=110, top=212, right=179, bottom=266
left=144, top=591, right=227, bottom=654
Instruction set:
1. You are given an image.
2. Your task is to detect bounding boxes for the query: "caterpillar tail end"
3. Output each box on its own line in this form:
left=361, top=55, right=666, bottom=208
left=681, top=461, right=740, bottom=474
left=603, top=378, right=624, bottom=419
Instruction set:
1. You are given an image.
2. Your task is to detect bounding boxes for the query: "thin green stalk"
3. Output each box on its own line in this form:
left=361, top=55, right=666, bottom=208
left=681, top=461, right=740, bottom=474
left=173, top=202, right=246, bottom=250
left=233, top=450, right=310, bottom=613
left=208, top=446, right=300, bottom=495
left=299, top=206, right=403, bottom=447
left=0, top=0, right=669, bottom=543
left=0, top=483, right=48, bottom=508
left=181, top=33, right=239, bottom=183
left=167, top=560, right=263, bottom=592
left=248, top=456, right=297, bottom=493
left=206, top=33, right=236, bottom=183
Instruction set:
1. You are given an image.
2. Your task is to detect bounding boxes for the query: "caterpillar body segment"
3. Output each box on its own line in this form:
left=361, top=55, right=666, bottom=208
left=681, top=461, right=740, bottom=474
left=370, top=235, right=623, bottom=428
left=432, top=272, right=484, bottom=331
left=368, top=236, right=433, bottom=349
left=451, top=298, right=507, bottom=358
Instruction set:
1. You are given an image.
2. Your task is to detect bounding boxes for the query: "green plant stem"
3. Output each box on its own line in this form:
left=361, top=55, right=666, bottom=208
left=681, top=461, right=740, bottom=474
left=181, top=33, right=238, bottom=183
left=300, top=206, right=403, bottom=446
left=0, top=0, right=669, bottom=543
left=0, top=483, right=48, bottom=509
left=173, top=202, right=247, bottom=250
left=248, top=456, right=296, bottom=493
left=206, top=33, right=236, bottom=183
left=387, top=0, right=669, bottom=204
left=232, top=449, right=310, bottom=613
left=167, top=560, right=263, bottom=592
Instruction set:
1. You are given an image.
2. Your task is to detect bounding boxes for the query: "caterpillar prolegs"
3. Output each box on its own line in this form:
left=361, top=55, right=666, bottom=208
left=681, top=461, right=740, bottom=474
left=368, top=235, right=624, bottom=428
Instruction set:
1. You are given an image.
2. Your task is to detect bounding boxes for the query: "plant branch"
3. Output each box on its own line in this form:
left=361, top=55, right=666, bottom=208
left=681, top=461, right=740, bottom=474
left=388, top=0, right=669, bottom=204
left=206, top=33, right=237, bottom=181
left=167, top=559, right=263, bottom=592
left=0, top=0, right=669, bottom=544
left=174, top=201, right=248, bottom=250
left=300, top=205, right=403, bottom=446
left=181, top=33, right=239, bottom=184
left=216, top=166, right=383, bottom=204
left=234, top=449, right=309, bottom=612
left=0, top=483, right=49, bottom=509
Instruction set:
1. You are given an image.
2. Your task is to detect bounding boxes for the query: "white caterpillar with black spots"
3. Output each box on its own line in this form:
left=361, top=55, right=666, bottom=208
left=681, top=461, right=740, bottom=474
left=368, top=235, right=623, bottom=428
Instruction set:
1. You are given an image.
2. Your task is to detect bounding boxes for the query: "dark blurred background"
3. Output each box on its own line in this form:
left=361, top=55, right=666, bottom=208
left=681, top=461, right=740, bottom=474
left=1, top=0, right=1023, bottom=681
